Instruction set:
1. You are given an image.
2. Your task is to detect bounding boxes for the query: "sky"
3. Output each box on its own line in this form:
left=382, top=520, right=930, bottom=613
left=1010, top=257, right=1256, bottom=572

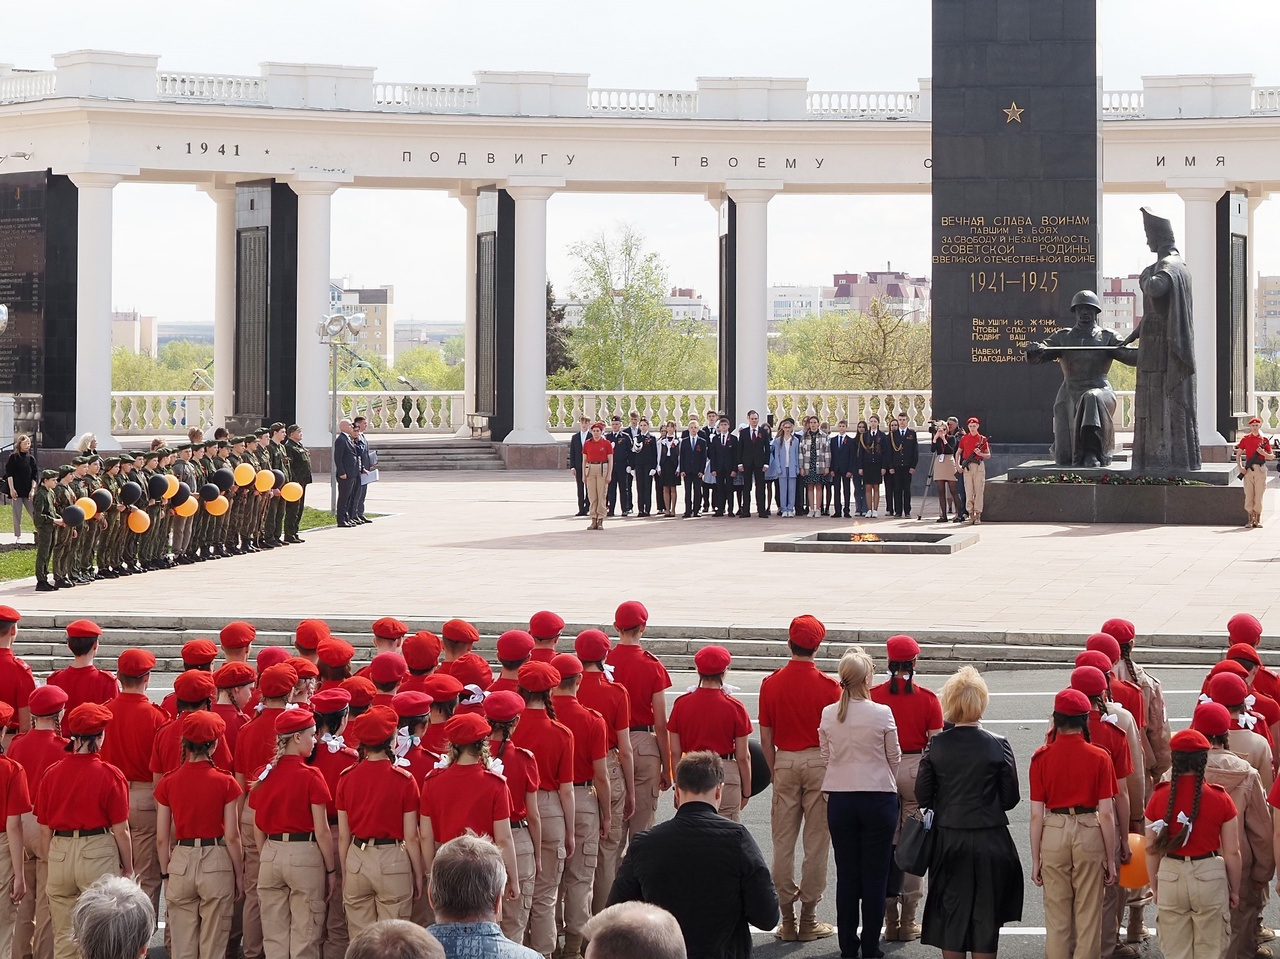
left=6, top=0, right=1280, bottom=328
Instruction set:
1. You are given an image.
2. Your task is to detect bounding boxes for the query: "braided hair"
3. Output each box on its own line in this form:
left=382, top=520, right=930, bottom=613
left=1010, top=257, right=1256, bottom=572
left=888, top=659, right=916, bottom=695
left=520, top=688, right=557, bottom=720
left=314, top=707, right=348, bottom=738
left=1119, top=642, right=1141, bottom=685
left=1150, top=748, right=1207, bottom=855
left=357, top=736, right=395, bottom=763
left=1049, top=711, right=1092, bottom=744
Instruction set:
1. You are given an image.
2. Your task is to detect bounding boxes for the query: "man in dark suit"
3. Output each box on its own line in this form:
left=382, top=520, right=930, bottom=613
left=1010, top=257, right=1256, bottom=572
left=631, top=418, right=659, bottom=517
left=886, top=412, right=920, bottom=517
left=678, top=417, right=708, bottom=518
left=707, top=417, right=739, bottom=517
left=829, top=420, right=856, bottom=518
left=736, top=411, right=772, bottom=518
left=348, top=415, right=374, bottom=524
left=568, top=415, right=591, bottom=516
left=698, top=412, right=718, bottom=514
left=332, top=419, right=360, bottom=527
left=606, top=415, right=634, bottom=516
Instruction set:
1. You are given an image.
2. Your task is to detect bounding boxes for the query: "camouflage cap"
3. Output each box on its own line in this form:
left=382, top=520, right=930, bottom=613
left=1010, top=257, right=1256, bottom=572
left=57, top=465, right=74, bottom=478
left=40, top=469, right=58, bottom=481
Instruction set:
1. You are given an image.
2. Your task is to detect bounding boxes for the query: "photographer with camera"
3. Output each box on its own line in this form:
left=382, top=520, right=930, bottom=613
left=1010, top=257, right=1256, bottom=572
left=930, top=419, right=962, bottom=523
left=1235, top=417, right=1274, bottom=529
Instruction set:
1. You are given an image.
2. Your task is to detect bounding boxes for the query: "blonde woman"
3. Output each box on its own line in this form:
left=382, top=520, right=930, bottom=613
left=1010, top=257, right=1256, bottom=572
left=75, top=433, right=97, bottom=454
left=819, top=647, right=901, bottom=959
left=4, top=435, right=37, bottom=538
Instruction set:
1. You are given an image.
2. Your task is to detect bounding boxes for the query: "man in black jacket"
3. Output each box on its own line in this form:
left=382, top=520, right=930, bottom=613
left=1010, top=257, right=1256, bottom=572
left=736, top=411, right=772, bottom=518
left=829, top=420, right=856, bottom=518
left=568, top=415, right=591, bottom=516
left=609, top=752, right=778, bottom=959
left=606, top=415, right=633, bottom=517
left=333, top=419, right=360, bottom=526
left=678, top=417, right=708, bottom=518
left=885, top=412, right=920, bottom=517
left=283, top=425, right=311, bottom=543
left=707, top=417, right=739, bottom=517
left=631, top=418, right=659, bottom=517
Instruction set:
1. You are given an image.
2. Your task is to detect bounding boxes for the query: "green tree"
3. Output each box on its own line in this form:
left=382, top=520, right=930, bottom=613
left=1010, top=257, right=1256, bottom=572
left=768, top=300, right=932, bottom=390
left=112, top=346, right=201, bottom=391
left=546, top=280, right=573, bottom=378
left=393, top=345, right=464, bottom=391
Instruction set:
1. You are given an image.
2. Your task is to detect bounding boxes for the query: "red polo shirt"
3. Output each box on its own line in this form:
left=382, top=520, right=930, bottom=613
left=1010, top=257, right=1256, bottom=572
left=577, top=672, right=631, bottom=750
left=435, top=654, right=493, bottom=691
left=35, top=754, right=127, bottom=830
left=211, top=704, right=248, bottom=753
left=336, top=760, right=419, bottom=840
left=248, top=755, right=330, bottom=834
left=510, top=708, right=574, bottom=790
left=0, top=650, right=35, bottom=730
left=759, top=659, right=841, bottom=751
left=583, top=438, right=613, bottom=464
left=1029, top=733, right=1116, bottom=809
left=233, top=708, right=285, bottom=781
left=1088, top=711, right=1134, bottom=780
left=869, top=681, right=943, bottom=752
left=419, top=762, right=511, bottom=843
left=1238, top=434, right=1272, bottom=460
left=605, top=645, right=671, bottom=727
left=150, top=716, right=234, bottom=777
left=528, top=649, right=556, bottom=664
left=1147, top=777, right=1236, bottom=857
left=550, top=696, right=608, bottom=784
left=400, top=746, right=437, bottom=789
left=154, top=761, right=242, bottom=840
left=310, top=744, right=358, bottom=821
left=46, top=665, right=118, bottom=713
left=1110, top=677, right=1146, bottom=729
left=491, top=741, right=539, bottom=821
left=101, top=693, right=169, bottom=784
left=9, top=729, right=69, bottom=792
left=0, top=757, right=30, bottom=820
left=667, top=688, right=752, bottom=757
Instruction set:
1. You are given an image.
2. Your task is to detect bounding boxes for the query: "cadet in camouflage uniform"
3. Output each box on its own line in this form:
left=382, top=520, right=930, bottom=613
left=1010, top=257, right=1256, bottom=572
left=33, top=469, right=60, bottom=591
left=224, top=436, right=248, bottom=553
left=252, top=428, right=274, bottom=548
left=246, top=430, right=270, bottom=549
left=211, top=439, right=233, bottom=556
left=96, top=457, right=121, bottom=578
left=170, top=443, right=197, bottom=563
left=283, top=424, right=311, bottom=544
left=264, top=422, right=291, bottom=547
left=51, top=465, right=78, bottom=588
left=192, top=440, right=218, bottom=560
left=119, top=453, right=143, bottom=574
left=67, top=457, right=91, bottom=583
left=77, top=455, right=106, bottom=579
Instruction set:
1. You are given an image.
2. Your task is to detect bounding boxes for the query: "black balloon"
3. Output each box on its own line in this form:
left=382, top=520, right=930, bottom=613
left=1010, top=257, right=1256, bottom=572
left=272, top=469, right=286, bottom=490
left=748, top=739, right=771, bottom=795
left=169, top=482, right=191, bottom=509
left=119, top=481, right=143, bottom=506
left=90, top=488, right=113, bottom=513
left=61, top=505, right=85, bottom=528
left=212, top=467, right=235, bottom=492
left=200, top=482, right=221, bottom=503
left=147, top=474, right=170, bottom=500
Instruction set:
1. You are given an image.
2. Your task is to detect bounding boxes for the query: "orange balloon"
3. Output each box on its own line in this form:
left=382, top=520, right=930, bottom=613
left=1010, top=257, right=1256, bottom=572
left=205, top=495, right=229, bottom=517
left=233, top=463, right=255, bottom=487
left=164, top=474, right=179, bottom=499
left=280, top=482, right=303, bottom=503
left=127, top=509, right=151, bottom=534
left=174, top=497, right=198, bottom=518
left=255, top=469, right=275, bottom=492
left=1119, top=833, right=1149, bottom=890
left=75, top=496, right=97, bottom=521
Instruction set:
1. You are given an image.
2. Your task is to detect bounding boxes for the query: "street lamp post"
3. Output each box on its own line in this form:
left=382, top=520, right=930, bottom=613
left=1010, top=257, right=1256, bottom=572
left=316, top=312, right=367, bottom=515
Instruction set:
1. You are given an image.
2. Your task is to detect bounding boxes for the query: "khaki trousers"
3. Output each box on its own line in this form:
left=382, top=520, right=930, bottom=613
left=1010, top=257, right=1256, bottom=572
left=14, top=814, right=51, bottom=959
left=0, top=835, right=17, bottom=959
left=592, top=752, right=625, bottom=913
left=238, top=805, right=263, bottom=959
left=1244, top=466, right=1267, bottom=514
left=626, top=731, right=660, bottom=846
left=46, top=834, right=120, bottom=959
left=1228, top=877, right=1263, bottom=959
left=585, top=464, right=608, bottom=522
left=319, top=831, right=347, bottom=959
left=1041, top=812, right=1105, bottom=959
left=342, top=842, right=413, bottom=944
left=964, top=462, right=985, bottom=514
left=720, top=758, right=743, bottom=821
left=529, top=791, right=567, bottom=955
left=1155, top=855, right=1230, bottom=959
left=129, top=782, right=161, bottom=922
left=770, top=748, right=830, bottom=910
left=500, top=825, right=537, bottom=944
left=257, top=839, right=325, bottom=959
left=887, top=752, right=925, bottom=926
left=559, top=785, right=600, bottom=941
left=166, top=843, right=235, bottom=959
left=1099, top=829, right=1125, bottom=959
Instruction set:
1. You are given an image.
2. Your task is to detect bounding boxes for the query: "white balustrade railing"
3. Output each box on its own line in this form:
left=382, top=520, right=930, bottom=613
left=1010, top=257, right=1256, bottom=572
left=337, top=391, right=464, bottom=431
left=0, top=70, right=56, bottom=103
left=1101, top=90, right=1145, bottom=117
left=768, top=391, right=933, bottom=426
left=587, top=89, right=699, bottom=116
left=372, top=82, right=479, bottom=112
left=111, top=392, right=215, bottom=435
left=1253, top=88, right=1280, bottom=114
left=547, top=391, right=719, bottom=430
left=156, top=73, right=267, bottom=103
left=1254, top=392, right=1280, bottom=430
left=806, top=91, right=922, bottom=119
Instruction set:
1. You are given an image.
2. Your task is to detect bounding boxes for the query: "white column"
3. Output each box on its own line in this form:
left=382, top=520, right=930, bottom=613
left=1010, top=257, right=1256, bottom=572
left=201, top=186, right=237, bottom=426
left=1177, top=187, right=1227, bottom=445
left=726, top=184, right=779, bottom=423
left=68, top=173, right=122, bottom=450
left=292, top=181, right=338, bottom=444
left=504, top=179, right=561, bottom=445
left=454, top=188, right=478, bottom=436
left=1247, top=196, right=1263, bottom=407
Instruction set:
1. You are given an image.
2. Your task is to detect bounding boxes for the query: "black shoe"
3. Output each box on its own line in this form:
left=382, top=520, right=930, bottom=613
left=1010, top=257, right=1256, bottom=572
left=575, top=510, right=588, bottom=517
left=260, top=541, right=276, bottom=550
left=35, top=580, right=55, bottom=592
left=682, top=512, right=692, bottom=518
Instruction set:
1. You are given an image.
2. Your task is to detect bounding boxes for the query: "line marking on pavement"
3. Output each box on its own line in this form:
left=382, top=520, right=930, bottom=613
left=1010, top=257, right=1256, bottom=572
left=751, top=926, right=1048, bottom=937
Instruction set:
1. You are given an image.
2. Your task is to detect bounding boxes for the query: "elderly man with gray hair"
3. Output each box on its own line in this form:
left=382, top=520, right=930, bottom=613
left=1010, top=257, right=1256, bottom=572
left=346, top=920, right=445, bottom=959
left=427, top=834, right=541, bottom=959
left=70, top=875, right=154, bottom=959
left=333, top=418, right=360, bottom=526
left=583, top=903, right=687, bottom=959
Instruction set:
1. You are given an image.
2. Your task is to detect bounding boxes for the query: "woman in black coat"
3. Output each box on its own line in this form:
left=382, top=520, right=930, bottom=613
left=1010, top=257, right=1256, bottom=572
left=4, top=434, right=37, bottom=539
left=915, top=666, right=1023, bottom=959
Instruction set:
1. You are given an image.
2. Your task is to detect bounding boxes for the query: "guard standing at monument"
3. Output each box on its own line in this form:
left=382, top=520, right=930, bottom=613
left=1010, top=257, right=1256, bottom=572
left=886, top=413, right=920, bottom=518
left=283, top=426, right=311, bottom=544
left=32, top=471, right=59, bottom=592
left=582, top=423, right=613, bottom=531
left=856, top=415, right=889, bottom=517
left=958, top=418, right=991, bottom=524
left=1235, top=417, right=1273, bottom=529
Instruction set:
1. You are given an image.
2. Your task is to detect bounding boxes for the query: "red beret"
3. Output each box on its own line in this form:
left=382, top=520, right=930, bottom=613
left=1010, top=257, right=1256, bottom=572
left=518, top=661, right=562, bottom=693
left=287, top=657, right=319, bottom=681
left=392, top=691, right=434, bottom=719
left=294, top=620, right=329, bottom=652
left=274, top=706, right=315, bottom=736
left=440, top=657, right=492, bottom=691
left=258, top=664, right=300, bottom=699
left=483, top=690, right=526, bottom=723
left=372, top=617, right=409, bottom=641
left=1208, top=673, right=1249, bottom=707
left=1084, top=633, right=1122, bottom=665
left=614, top=601, right=649, bottom=632
left=65, top=619, right=101, bottom=640
left=575, top=629, right=612, bottom=662
left=214, top=662, right=256, bottom=689
left=1210, top=660, right=1250, bottom=680
left=310, top=689, right=352, bottom=714
left=0, top=703, right=14, bottom=730
left=65, top=703, right=112, bottom=736
left=0, top=606, right=20, bottom=624
left=1250, top=417, right=1264, bottom=425
left=551, top=653, right=583, bottom=679
left=1069, top=666, right=1108, bottom=698
left=403, top=632, right=442, bottom=671
left=174, top=670, right=217, bottom=703
left=28, top=685, right=67, bottom=716
left=1100, top=618, right=1136, bottom=644
left=789, top=615, right=826, bottom=650
left=694, top=646, right=732, bottom=675
left=1228, top=613, right=1264, bottom=647
left=529, top=611, right=565, bottom=641
left=442, top=619, right=480, bottom=645
left=256, top=647, right=290, bottom=672
left=219, top=621, right=256, bottom=650
left=967, top=417, right=980, bottom=426
left=444, top=713, right=492, bottom=746
left=1075, top=650, right=1113, bottom=674
left=1192, top=702, right=1232, bottom=738
left=1228, top=643, right=1262, bottom=666
left=885, top=635, right=920, bottom=662
left=1171, top=729, right=1211, bottom=753
left=181, top=639, right=218, bottom=667
left=317, top=638, right=355, bottom=669
left=181, top=711, right=226, bottom=744
left=349, top=706, right=398, bottom=746
left=369, top=652, right=408, bottom=686
left=419, top=674, right=464, bottom=703
left=117, top=648, right=157, bottom=677
left=1053, top=688, right=1090, bottom=716
left=497, top=631, right=536, bottom=662
left=340, top=676, right=377, bottom=709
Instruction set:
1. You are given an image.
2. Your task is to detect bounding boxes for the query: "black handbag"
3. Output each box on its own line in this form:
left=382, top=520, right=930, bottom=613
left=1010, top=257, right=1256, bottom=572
left=895, top=809, right=934, bottom=876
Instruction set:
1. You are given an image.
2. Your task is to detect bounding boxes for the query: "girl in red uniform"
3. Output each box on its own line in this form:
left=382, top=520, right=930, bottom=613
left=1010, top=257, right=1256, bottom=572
left=418, top=675, right=464, bottom=758
left=306, top=689, right=356, bottom=959
left=956, top=418, right=989, bottom=524
left=248, top=706, right=335, bottom=959
left=484, top=690, right=541, bottom=943
left=1145, top=730, right=1241, bottom=959
left=391, top=691, right=437, bottom=786
left=335, top=706, right=423, bottom=942
left=154, top=711, right=245, bottom=959
left=0, top=703, right=28, bottom=959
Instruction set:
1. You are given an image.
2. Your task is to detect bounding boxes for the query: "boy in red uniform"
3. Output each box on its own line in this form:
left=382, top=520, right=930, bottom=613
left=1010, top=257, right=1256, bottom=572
left=218, top=621, right=255, bottom=665
left=956, top=417, right=990, bottom=523
left=212, top=661, right=256, bottom=751
left=1235, top=416, right=1273, bottom=528
left=317, top=637, right=355, bottom=692
left=435, top=619, right=493, bottom=691
left=0, top=607, right=34, bottom=736
left=369, top=652, right=408, bottom=708
left=293, top=619, right=328, bottom=664
left=45, top=621, right=116, bottom=713
left=490, top=631, right=535, bottom=695
left=159, top=639, right=219, bottom=719
left=418, top=674, right=464, bottom=758
left=353, top=617, right=408, bottom=679
left=398, top=632, right=441, bottom=692
left=667, top=645, right=752, bottom=821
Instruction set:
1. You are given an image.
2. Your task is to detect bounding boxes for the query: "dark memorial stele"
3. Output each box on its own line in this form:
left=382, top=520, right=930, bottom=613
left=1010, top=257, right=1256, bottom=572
left=931, top=0, right=1099, bottom=445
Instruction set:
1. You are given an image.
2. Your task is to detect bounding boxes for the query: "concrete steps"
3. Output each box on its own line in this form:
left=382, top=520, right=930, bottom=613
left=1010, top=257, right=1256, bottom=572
left=372, top=441, right=505, bottom=471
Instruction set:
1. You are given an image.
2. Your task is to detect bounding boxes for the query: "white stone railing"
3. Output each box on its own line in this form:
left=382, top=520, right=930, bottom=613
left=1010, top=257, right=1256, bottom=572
left=1101, top=90, right=1145, bottom=117
left=547, top=391, right=719, bottom=430
left=372, top=82, right=479, bottom=112
left=156, top=72, right=267, bottom=103
left=806, top=91, right=922, bottom=119
left=1253, top=88, right=1280, bottom=114
left=1254, top=392, right=1280, bottom=430
left=336, top=391, right=464, bottom=431
left=587, top=89, right=700, bottom=116
left=0, top=70, right=56, bottom=103
left=111, top=392, right=216, bottom=435
left=768, top=391, right=934, bottom=426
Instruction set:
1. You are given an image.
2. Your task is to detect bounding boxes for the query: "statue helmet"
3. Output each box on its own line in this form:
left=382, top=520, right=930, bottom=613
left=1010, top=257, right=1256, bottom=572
left=1070, top=290, right=1102, bottom=313
left=1141, top=206, right=1176, bottom=247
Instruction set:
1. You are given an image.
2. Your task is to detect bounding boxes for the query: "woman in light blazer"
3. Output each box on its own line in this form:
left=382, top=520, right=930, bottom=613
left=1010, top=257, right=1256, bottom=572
left=820, top=647, right=902, bottom=959
left=769, top=418, right=801, bottom=517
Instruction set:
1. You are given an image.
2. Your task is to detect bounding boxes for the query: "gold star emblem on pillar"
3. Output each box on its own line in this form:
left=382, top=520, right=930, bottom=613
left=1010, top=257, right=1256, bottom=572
left=1003, top=101, right=1025, bottom=123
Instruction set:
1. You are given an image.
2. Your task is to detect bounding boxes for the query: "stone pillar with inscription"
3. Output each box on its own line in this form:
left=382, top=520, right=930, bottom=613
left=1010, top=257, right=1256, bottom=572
left=931, top=0, right=1099, bottom=445
left=68, top=173, right=122, bottom=450
left=1176, top=185, right=1229, bottom=447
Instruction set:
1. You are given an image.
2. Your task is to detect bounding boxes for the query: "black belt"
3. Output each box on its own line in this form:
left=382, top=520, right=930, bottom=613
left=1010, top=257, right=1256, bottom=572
left=176, top=838, right=225, bottom=847
left=52, top=828, right=108, bottom=838
left=351, top=838, right=400, bottom=850
left=1048, top=806, right=1097, bottom=815
left=511, top=819, right=530, bottom=829
left=718, top=753, right=736, bottom=760
left=901, top=749, right=924, bottom=755
left=573, top=781, right=594, bottom=788
left=586, top=461, right=609, bottom=466
left=630, top=725, right=654, bottom=732
left=265, top=832, right=316, bottom=842
left=1168, top=852, right=1218, bottom=862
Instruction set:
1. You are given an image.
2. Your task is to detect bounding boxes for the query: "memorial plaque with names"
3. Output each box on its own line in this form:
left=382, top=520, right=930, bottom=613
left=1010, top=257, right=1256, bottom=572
left=0, top=173, right=47, bottom=394
left=931, top=0, right=1099, bottom=444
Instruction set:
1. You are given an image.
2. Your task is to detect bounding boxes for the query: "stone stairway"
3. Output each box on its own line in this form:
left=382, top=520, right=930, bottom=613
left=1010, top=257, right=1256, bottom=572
left=371, top=440, right=505, bottom=471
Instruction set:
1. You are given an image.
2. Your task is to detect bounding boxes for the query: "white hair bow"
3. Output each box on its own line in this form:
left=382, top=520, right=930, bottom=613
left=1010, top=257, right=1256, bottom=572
left=1149, top=818, right=1167, bottom=834
left=459, top=685, right=487, bottom=707
left=256, top=763, right=274, bottom=782
left=1100, top=713, right=1118, bottom=725
left=602, top=663, right=616, bottom=681
left=394, top=730, right=420, bottom=760
left=1238, top=711, right=1258, bottom=731
left=684, top=683, right=742, bottom=695
left=394, top=757, right=411, bottom=768
left=283, top=703, right=300, bottom=712
left=320, top=733, right=345, bottom=754
left=255, top=702, right=266, bottom=714
left=489, top=757, right=505, bottom=776
left=1198, top=693, right=1213, bottom=705
left=1245, top=694, right=1257, bottom=709
left=1176, top=810, right=1194, bottom=838
left=433, top=754, right=451, bottom=770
